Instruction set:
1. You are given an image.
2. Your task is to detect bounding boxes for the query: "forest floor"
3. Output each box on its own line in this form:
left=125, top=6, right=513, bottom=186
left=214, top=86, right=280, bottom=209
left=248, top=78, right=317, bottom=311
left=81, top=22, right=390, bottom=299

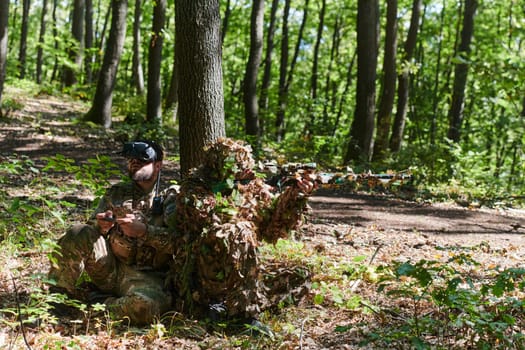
left=0, top=88, right=525, bottom=349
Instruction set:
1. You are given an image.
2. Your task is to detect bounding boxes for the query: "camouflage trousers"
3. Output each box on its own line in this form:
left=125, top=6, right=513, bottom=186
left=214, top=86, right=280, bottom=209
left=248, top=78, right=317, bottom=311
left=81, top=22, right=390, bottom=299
left=48, top=224, right=172, bottom=325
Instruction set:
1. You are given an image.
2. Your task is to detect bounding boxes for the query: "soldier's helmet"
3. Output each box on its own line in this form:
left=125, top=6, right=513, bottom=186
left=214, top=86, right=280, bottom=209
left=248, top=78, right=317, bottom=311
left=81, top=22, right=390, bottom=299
left=201, top=138, right=255, bottom=182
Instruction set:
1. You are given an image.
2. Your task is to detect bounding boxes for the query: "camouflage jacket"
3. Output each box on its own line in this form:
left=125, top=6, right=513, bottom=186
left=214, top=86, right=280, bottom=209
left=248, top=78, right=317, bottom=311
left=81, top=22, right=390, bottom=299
left=89, top=180, right=177, bottom=271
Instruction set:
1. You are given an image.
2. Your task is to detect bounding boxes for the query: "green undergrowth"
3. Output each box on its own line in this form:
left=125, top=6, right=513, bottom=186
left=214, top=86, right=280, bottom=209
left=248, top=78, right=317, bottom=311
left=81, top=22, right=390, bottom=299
left=1, top=155, right=524, bottom=349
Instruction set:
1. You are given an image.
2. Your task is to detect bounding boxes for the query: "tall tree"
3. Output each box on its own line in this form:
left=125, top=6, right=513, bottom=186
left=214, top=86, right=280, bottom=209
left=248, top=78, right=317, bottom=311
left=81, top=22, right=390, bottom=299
left=36, top=0, right=47, bottom=84
left=176, top=0, right=226, bottom=176
left=390, top=0, right=421, bottom=153
left=276, top=0, right=309, bottom=142
left=18, top=0, right=30, bottom=79
left=258, top=0, right=278, bottom=134
left=146, top=0, right=166, bottom=122
left=373, top=0, right=398, bottom=161
left=63, top=0, right=85, bottom=86
left=84, top=0, right=128, bottom=128
left=84, top=0, right=94, bottom=83
left=131, top=0, right=144, bottom=95
left=165, top=5, right=178, bottom=114
left=344, top=0, right=379, bottom=163
left=306, top=0, right=326, bottom=135
left=0, top=0, right=8, bottom=112
left=275, top=0, right=290, bottom=142
left=51, top=0, right=59, bottom=81
left=447, top=0, right=477, bottom=143
left=243, top=0, right=264, bottom=145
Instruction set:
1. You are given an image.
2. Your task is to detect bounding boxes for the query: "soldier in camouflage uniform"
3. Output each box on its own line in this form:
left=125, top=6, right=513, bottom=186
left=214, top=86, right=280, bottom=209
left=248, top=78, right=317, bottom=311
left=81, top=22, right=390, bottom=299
left=48, top=140, right=177, bottom=325
left=166, top=138, right=315, bottom=320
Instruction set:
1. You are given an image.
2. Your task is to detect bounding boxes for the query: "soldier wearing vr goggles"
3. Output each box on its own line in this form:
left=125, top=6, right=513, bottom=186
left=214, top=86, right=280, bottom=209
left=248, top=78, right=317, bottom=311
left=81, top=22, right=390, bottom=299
left=48, top=140, right=177, bottom=325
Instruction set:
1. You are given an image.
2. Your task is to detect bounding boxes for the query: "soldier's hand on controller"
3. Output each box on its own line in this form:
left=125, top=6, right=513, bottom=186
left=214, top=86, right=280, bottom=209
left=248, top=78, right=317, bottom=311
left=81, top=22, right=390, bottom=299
left=96, top=210, right=115, bottom=233
left=116, top=213, right=147, bottom=238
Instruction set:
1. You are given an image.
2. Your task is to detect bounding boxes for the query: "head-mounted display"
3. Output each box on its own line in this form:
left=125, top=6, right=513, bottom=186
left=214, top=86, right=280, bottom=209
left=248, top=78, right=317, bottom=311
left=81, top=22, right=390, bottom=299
left=119, top=141, right=157, bottom=162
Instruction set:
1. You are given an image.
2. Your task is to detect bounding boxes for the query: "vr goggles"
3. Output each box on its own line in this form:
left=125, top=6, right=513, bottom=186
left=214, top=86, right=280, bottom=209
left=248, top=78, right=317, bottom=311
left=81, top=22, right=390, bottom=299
left=119, top=141, right=157, bottom=162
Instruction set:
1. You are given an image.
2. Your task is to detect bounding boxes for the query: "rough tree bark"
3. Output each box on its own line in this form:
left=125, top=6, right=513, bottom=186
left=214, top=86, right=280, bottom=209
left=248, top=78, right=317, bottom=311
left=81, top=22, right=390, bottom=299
left=373, top=0, right=398, bottom=161
left=344, top=0, right=379, bottom=163
left=146, top=0, right=166, bottom=122
left=175, top=0, right=226, bottom=176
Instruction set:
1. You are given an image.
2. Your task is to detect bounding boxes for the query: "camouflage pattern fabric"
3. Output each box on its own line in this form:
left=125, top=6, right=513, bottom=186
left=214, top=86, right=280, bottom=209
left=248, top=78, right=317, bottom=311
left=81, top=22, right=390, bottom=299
left=48, top=180, right=176, bottom=325
left=167, top=138, right=313, bottom=318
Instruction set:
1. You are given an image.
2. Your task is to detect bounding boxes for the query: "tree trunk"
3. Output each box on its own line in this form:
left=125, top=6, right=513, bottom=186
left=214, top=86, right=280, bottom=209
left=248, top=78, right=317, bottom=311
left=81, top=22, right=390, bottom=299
left=243, top=0, right=264, bottom=143
left=63, top=0, right=84, bottom=86
left=165, top=4, right=178, bottom=116
left=258, top=0, right=278, bottom=135
left=390, top=0, right=422, bottom=153
left=131, top=0, right=144, bottom=95
left=324, top=14, right=342, bottom=131
left=221, top=0, right=231, bottom=45
left=306, top=0, right=325, bottom=135
left=175, top=0, right=226, bottom=176
left=344, top=0, right=379, bottom=163
left=275, top=0, right=290, bottom=142
left=447, top=0, right=477, bottom=143
left=36, top=0, right=47, bottom=84
left=51, top=0, right=59, bottom=81
left=84, top=0, right=94, bottom=83
left=276, top=0, right=308, bottom=142
left=373, top=0, right=398, bottom=161
left=146, top=0, right=166, bottom=122
left=18, top=0, right=30, bottom=79
left=0, top=0, right=8, bottom=111
left=84, top=0, right=128, bottom=128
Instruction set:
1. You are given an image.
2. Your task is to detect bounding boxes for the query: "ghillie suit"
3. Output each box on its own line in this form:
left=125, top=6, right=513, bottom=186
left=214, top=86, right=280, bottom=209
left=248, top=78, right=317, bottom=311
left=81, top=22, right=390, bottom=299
left=167, top=138, right=314, bottom=319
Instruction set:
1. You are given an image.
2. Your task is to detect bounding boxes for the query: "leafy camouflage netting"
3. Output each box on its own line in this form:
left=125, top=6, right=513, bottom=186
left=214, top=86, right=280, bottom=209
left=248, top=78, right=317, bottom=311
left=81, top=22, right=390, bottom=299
left=168, top=138, right=313, bottom=318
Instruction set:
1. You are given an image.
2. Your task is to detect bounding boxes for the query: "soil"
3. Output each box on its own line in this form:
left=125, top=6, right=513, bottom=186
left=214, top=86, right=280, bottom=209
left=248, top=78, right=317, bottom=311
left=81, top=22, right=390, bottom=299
left=1, top=89, right=525, bottom=348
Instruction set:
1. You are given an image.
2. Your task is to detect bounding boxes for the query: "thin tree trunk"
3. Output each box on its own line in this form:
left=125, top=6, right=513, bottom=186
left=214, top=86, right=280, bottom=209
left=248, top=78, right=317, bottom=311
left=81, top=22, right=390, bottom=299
left=85, top=0, right=94, bottom=83
left=306, top=0, right=325, bottom=135
left=63, top=0, right=85, bottom=86
left=323, top=14, right=341, bottom=130
left=277, top=0, right=308, bottom=142
left=390, top=0, right=422, bottom=153
left=275, top=0, right=290, bottom=142
left=131, top=0, right=144, bottom=94
left=0, top=0, right=8, bottom=111
left=18, top=0, right=30, bottom=79
left=36, top=0, right=47, bottom=84
left=221, top=0, right=231, bottom=45
left=51, top=0, right=59, bottom=81
left=146, top=0, right=166, bottom=121
left=333, top=50, right=356, bottom=138
left=344, top=0, right=379, bottom=163
left=84, top=0, right=128, bottom=128
left=373, top=0, right=398, bottom=161
left=243, top=0, right=264, bottom=144
left=429, top=0, right=443, bottom=146
left=165, top=5, right=178, bottom=116
left=447, top=0, right=477, bottom=143
left=258, top=0, right=278, bottom=135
